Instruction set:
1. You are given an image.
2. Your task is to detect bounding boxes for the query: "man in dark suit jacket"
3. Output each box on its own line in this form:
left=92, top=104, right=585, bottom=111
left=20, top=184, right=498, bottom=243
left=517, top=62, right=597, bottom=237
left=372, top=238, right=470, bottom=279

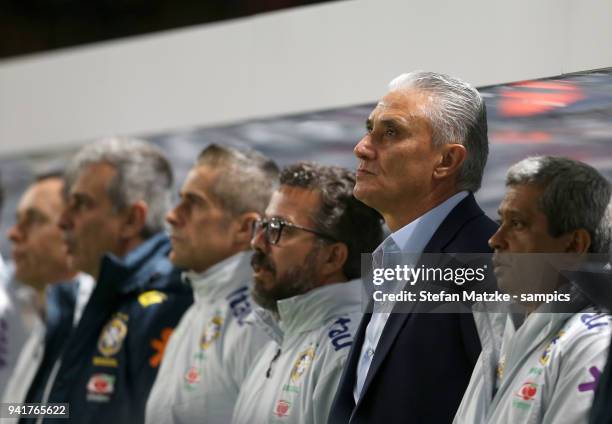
left=329, top=71, right=498, bottom=424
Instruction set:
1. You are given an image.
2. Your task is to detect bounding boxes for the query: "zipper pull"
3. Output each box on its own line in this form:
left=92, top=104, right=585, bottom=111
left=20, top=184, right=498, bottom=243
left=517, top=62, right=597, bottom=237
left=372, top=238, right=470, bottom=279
left=266, top=348, right=282, bottom=378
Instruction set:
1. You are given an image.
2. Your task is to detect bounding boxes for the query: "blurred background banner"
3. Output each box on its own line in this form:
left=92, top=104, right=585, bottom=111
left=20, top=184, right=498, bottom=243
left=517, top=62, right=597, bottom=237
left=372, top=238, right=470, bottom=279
left=1, top=68, right=611, bottom=257
left=0, top=0, right=610, bottom=257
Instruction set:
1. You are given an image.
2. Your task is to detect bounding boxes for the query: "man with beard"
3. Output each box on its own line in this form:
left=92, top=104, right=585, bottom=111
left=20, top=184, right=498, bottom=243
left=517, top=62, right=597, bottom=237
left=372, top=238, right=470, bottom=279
left=454, top=156, right=611, bottom=424
left=145, top=144, right=278, bottom=424
left=21, top=138, right=193, bottom=424
left=231, top=162, right=383, bottom=424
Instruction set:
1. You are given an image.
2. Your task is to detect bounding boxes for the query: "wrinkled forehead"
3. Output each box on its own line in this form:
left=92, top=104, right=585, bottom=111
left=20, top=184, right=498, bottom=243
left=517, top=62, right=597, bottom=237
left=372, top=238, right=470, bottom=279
left=70, top=162, right=117, bottom=196
left=370, top=89, right=432, bottom=121
left=499, top=184, right=546, bottom=216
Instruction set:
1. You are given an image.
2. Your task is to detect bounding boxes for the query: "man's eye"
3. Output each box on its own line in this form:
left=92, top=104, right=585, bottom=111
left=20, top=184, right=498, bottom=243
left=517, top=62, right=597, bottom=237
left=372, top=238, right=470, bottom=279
left=384, top=127, right=396, bottom=136
left=511, top=220, right=525, bottom=229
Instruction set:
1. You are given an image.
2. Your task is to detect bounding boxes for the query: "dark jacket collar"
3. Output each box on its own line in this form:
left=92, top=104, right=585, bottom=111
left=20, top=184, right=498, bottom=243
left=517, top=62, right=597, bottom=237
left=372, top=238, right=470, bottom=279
left=423, top=193, right=485, bottom=253
left=97, top=232, right=173, bottom=296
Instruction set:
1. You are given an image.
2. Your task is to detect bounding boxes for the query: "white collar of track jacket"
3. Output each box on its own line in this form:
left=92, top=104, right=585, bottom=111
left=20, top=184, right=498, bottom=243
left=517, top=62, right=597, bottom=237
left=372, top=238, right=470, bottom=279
left=182, top=251, right=253, bottom=304
left=251, top=279, right=362, bottom=345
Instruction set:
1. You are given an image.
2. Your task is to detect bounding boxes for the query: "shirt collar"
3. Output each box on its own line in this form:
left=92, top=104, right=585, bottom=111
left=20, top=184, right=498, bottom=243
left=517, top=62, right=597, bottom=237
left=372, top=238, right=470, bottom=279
left=388, top=191, right=469, bottom=253
left=182, top=251, right=252, bottom=302
left=73, top=273, right=95, bottom=326
left=274, top=279, right=362, bottom=341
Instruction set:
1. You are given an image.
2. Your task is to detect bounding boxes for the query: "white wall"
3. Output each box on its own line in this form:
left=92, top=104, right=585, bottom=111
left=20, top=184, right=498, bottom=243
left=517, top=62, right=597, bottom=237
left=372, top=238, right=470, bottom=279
left=0, top=0, right=611, bottom=156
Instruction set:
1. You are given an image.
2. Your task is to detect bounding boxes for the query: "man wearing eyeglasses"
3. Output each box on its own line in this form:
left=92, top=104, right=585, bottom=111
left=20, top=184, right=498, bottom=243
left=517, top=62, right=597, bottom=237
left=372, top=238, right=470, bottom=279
left=231, top=162, right=384, bottom=424
left=145, top=144, right=279, bottom=424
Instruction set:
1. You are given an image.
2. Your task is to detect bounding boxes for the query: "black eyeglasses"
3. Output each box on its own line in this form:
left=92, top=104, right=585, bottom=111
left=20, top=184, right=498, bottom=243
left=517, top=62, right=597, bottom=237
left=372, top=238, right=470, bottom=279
left=251, top=217, right=337, bottom=246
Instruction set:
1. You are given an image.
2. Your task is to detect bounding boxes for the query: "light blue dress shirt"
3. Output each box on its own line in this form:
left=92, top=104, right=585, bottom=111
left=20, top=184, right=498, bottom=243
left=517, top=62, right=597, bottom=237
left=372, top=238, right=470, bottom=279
left=353, top=191, right=469, bottom=403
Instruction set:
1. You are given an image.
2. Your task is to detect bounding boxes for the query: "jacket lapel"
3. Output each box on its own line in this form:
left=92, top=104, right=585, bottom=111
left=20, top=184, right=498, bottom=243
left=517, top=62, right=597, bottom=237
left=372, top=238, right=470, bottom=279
left=354, top=194, right=486, bottom=406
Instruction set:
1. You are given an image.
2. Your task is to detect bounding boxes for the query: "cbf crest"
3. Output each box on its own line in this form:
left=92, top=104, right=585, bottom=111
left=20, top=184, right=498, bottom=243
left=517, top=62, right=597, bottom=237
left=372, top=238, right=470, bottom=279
left=539, top=330, right=565, bottom=366
left=200, top=315, right=224, bottom=350
left=290, top=346, right=316, bottom=383
left=98, top=314, right=128, bottom=357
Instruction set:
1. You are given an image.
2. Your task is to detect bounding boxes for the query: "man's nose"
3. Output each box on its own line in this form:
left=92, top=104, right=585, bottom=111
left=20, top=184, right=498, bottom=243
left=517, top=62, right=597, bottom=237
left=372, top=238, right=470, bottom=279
left=488, top=227, right=508, bottom=251
left=251, top=224, right=268, bottom=251
left=354, top=135, right=376, bottom=161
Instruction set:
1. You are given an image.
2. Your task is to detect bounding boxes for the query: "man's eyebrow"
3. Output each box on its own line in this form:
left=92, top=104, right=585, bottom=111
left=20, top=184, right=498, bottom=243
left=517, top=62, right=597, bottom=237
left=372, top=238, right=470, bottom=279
left=72, top=192, right=93, bottom=202
left=379, top=117, right=408, bottom=127
left=497, top=207, right=524, bottom=217
left=180, top=191, right=204, bottom=202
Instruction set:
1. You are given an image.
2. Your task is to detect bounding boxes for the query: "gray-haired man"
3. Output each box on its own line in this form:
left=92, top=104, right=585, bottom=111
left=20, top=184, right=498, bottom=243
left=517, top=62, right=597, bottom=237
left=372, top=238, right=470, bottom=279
left=22, top=137, right=193, bottom=424
left=145, top=144, right=279, bottom=424
left=454, top=156, right=612, bottom=424
left=330, top=71, right=497, bottom=424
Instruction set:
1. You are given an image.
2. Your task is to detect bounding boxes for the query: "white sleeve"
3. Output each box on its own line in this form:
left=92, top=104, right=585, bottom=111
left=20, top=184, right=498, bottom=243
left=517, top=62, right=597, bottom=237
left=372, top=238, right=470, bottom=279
left=541, top=326, right=611, bottom=424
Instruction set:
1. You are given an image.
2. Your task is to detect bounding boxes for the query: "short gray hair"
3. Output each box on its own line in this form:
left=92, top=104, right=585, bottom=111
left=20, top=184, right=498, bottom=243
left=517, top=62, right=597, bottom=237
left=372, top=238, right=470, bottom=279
left=66, top=137, right=173, bottom=239
left=196, top=144, right=279, bottom=216
left=506, top=156, right=611, bottom=254
left=388, top=71, right=489, bottom=192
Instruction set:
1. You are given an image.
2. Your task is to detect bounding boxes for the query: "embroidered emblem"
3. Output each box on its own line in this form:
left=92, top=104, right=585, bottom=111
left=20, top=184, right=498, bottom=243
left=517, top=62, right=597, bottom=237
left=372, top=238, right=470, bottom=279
left=86, top=373, right=115, bottom=402
left=138, top=290, right=168, bottom=308
left=290, top=346, right=315, bottom=383
left=273, top=400, right=291, bottom=418
left=149, top=327, right=174, bottom=368
left=184, top=366, right=201, bottom=390
left=93, top=356, right=118, bottom=367
left=578, top=366, right=602, bottom=392
left=97, top=315, right=128, bottom=357
left=539, top=330, right=564, bottom=366
left=512, top=381, right=539, bottom=411
left=517, top=381, right=538, bottom=401
left=200, top=316, right=223, bottom=350
left=528, top=367, right=543, bottom=376
left=282, top=384, right=300, bottom=394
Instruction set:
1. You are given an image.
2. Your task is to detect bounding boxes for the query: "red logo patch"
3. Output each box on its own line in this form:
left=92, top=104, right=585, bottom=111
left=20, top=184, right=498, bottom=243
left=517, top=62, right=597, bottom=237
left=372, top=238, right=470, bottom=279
left=274, top=400, right=291, bottom=417
left=87, top=373, right=115, bottom=395
left=184, top=366, right=201, bottom=385
left=517, top=382, right=538, bottom=401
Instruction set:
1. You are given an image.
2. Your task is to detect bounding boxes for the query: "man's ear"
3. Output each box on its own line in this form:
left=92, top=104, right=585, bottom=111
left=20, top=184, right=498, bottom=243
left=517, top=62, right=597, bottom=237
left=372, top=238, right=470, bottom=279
left=121, top=201, right=148, bottom=239
left=232, top=212, right=260, bottom=249
left=565, top=228, right=591, bottom=254
left=320, top=242, right=348, bottom=278
left=433, top=144, right=467, bottom=180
